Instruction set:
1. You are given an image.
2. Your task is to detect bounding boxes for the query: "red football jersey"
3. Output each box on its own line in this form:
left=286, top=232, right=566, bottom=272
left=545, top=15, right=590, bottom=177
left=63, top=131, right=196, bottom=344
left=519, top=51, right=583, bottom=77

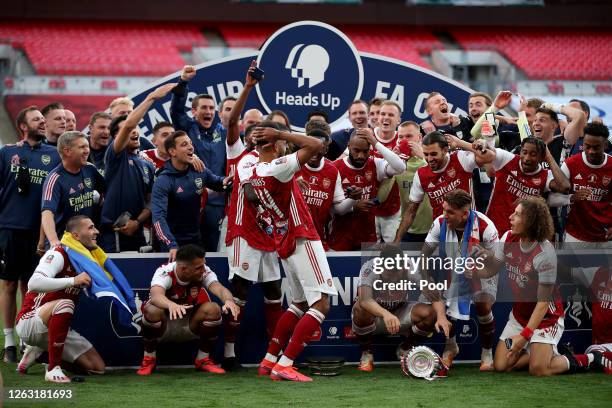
left=250, top=153, right=319, bottom=259
left=225, top=139, right=249, bottom=213
left=410, top=151, right=477, bottom=219
left=150, top=262, right=217, bottom=306
left=591, top=267, right=612, bottom=344
left=225, top=150, right=275, bottom=251
left=487, top=150, right=551, bottom=234
left=140, top=149, right=167, bottom=169
left=297, top=159, right=343, bottom=250
left=496, top=232, right=563, bottom=329
left=16, top=247, right=81, bottom=323
left=371, top=130, right=401, bottom=217
left=329, top=157, right=380, bottom=250
left=562, top=153, right=612, bottom=242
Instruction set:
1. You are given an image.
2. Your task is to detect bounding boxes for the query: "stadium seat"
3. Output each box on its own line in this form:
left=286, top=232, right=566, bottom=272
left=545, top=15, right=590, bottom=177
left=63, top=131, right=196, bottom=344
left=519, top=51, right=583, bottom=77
left=218, top=24, right=441, bottom=69
left=0, top=22, right=207, bottom=76
left=452, top=28, right=612, bottom=80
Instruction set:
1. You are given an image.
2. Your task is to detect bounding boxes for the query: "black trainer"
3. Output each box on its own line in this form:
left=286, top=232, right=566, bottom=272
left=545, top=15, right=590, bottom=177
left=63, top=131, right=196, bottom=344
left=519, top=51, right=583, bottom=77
left=221, top=356, right=244, bottom=372
left=558, top=343, right=585, bottom=373
left=2, top=346, right=17, bottom=363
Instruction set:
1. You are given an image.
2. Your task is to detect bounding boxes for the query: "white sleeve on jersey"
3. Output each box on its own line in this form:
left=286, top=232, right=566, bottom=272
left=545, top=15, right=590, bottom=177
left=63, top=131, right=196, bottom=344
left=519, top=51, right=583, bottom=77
left=492, top=148, right=516, bottom=171
left=408, top=171, right=425, bottom=203
left=28, top=249, right=74, bottom=292
left=226, top=138, right=246, bottom=160
left=257, top=152, right=300, bottom=183
left=560, top=162, right=571, bottom=179
left=424, top=216, right=442, bottom=250
left=479, top=212, right=500, bottom=250
left=237, top=154, right=258, bottom=184
left=358, top=260, right=377, bottom=288
left=457, top=150, right=479, bottom=172
left=544, top=169, right=553, bottom=193
left=373, top=142, right=406, bottom=181
left=533, top=241, right=557, bottom=285
left=332, top=172, right=346, bottom=204
left=150, top=263, right=174, bottom=290
left=494, top=231, right=511, bottom=262
left=202, top=265, right=219, bottom=289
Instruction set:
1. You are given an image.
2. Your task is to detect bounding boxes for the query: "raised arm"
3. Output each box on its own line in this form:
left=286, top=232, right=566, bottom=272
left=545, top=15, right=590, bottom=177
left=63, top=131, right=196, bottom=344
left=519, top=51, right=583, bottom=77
left=114, top=83, right=177, bottom=154
left=170, top=65, right=197, bottom=131
left=227, top=61, right=261, bottom=146
left=251, top=127, right=323, bottom=166
left=542, top=102, right=586, bottom=146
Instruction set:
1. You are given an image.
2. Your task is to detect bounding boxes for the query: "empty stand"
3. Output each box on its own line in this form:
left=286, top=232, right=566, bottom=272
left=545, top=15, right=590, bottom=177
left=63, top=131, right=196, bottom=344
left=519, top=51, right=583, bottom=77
left=452, top=29, right=612, bottom=80
left=218, top=24, right=441, bottom=68
left=0, top=22, right=207, bottom=76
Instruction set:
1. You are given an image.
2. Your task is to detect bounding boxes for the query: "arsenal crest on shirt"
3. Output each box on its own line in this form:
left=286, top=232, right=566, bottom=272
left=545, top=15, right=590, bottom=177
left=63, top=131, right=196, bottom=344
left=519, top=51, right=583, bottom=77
left=603, top=176, right=611, bottom=186
left=322, top=178, right=331, bottom=189
left=447, top=168, right=456, bottom=178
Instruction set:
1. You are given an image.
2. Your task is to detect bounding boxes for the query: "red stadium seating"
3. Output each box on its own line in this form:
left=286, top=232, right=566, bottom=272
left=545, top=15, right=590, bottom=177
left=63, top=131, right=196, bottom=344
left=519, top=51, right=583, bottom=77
left=218, top=24, right=441, bottom=68
left=452, top=29, right=612, bottom=80
left=0, top=22, right=207, bottom=76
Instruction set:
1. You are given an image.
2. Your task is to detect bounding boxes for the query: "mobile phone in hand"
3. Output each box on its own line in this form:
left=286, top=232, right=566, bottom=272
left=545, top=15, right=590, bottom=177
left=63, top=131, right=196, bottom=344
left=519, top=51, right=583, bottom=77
left=249, top=67, right=265, bottom=81
left=505, top=338, right=513, bottom=350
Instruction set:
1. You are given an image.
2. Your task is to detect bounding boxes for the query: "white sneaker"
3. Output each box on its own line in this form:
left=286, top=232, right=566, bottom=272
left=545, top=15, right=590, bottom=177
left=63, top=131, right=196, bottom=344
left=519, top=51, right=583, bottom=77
left=45, top=365, right=71, bottom=383
left=17, top=345, right=43, bottom=374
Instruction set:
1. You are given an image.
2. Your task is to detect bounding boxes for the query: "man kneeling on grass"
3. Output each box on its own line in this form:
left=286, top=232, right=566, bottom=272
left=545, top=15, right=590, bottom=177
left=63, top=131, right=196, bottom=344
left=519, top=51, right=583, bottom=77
left=136, top=244, right=240, bottom=375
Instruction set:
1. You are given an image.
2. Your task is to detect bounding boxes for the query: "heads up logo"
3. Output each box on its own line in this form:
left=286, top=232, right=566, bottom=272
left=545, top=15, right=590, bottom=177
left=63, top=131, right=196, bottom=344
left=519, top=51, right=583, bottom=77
left=256, top=21, right=364, bottom=132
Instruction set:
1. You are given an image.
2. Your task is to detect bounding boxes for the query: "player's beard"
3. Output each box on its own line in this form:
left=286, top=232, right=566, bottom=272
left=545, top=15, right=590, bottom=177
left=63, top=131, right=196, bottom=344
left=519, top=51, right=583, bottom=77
left=27, top=128, right=45, bottom=142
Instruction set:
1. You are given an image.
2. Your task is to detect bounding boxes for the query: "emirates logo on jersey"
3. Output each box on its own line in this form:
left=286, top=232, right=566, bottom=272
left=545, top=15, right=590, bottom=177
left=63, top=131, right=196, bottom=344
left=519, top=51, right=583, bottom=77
left=603, top=176, right=611, bottom=187
left=447, top=168, right=456, bottom=178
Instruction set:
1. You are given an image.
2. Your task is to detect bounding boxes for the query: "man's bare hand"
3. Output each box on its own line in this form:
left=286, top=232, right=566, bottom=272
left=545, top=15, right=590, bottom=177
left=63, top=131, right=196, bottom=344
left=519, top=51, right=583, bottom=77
left=74, top=272, right=92, bottom=288
left=168, top=302, right=192, bottom=320
left=180, top=65, right=196, bottom=82
left=245, top=60, right=262, bottom=87
left=251, top=127, right=281, bottom=147
left=494, top=91, right=513, bottom=110
left=147, top=83, right=177, bottom=101
left=354, top=199, right=375, bottom=213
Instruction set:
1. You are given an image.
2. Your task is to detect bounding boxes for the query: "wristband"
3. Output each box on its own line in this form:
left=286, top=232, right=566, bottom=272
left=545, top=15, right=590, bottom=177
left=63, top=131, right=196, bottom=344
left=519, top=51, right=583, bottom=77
left=520, top=327, right=534, bottom=341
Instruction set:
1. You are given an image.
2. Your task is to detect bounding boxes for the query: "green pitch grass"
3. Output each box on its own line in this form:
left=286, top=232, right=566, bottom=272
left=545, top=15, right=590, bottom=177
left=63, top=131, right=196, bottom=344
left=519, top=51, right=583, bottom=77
left=2, top=304, right=611, bottom=408
left=2, top=358, right=611, bottom=408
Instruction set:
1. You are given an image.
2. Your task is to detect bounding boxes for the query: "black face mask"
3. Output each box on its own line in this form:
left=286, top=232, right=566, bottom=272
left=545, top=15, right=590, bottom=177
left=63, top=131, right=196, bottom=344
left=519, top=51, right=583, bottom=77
left=16, top=158, right=31, bottom=195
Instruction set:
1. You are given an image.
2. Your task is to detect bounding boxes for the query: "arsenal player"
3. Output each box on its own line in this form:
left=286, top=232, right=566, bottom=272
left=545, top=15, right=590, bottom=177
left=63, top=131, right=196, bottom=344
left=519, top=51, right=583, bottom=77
left=476, top=197, right=569, bottom=376
left=15, top=216, right=105, bottom=383
left=373, top=101, right=403, bottom=243
left=567, top=266, right=612, bottom=374
left=140, top=121, right=175, bottom=170
left=222, top=62, right=282, bottom=370
left=449, top=135, right=571, bottom=234
left=297, top=121, right=357, bottom=249
left=136, top=244, right=239, bottom=376
left=250, top=122, right=337, bottom=382
left=561, top=122, right=612, bottom=243
left=394, top=131, right=494, bottom=242
left=328, top=128, right=405, bottom=251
